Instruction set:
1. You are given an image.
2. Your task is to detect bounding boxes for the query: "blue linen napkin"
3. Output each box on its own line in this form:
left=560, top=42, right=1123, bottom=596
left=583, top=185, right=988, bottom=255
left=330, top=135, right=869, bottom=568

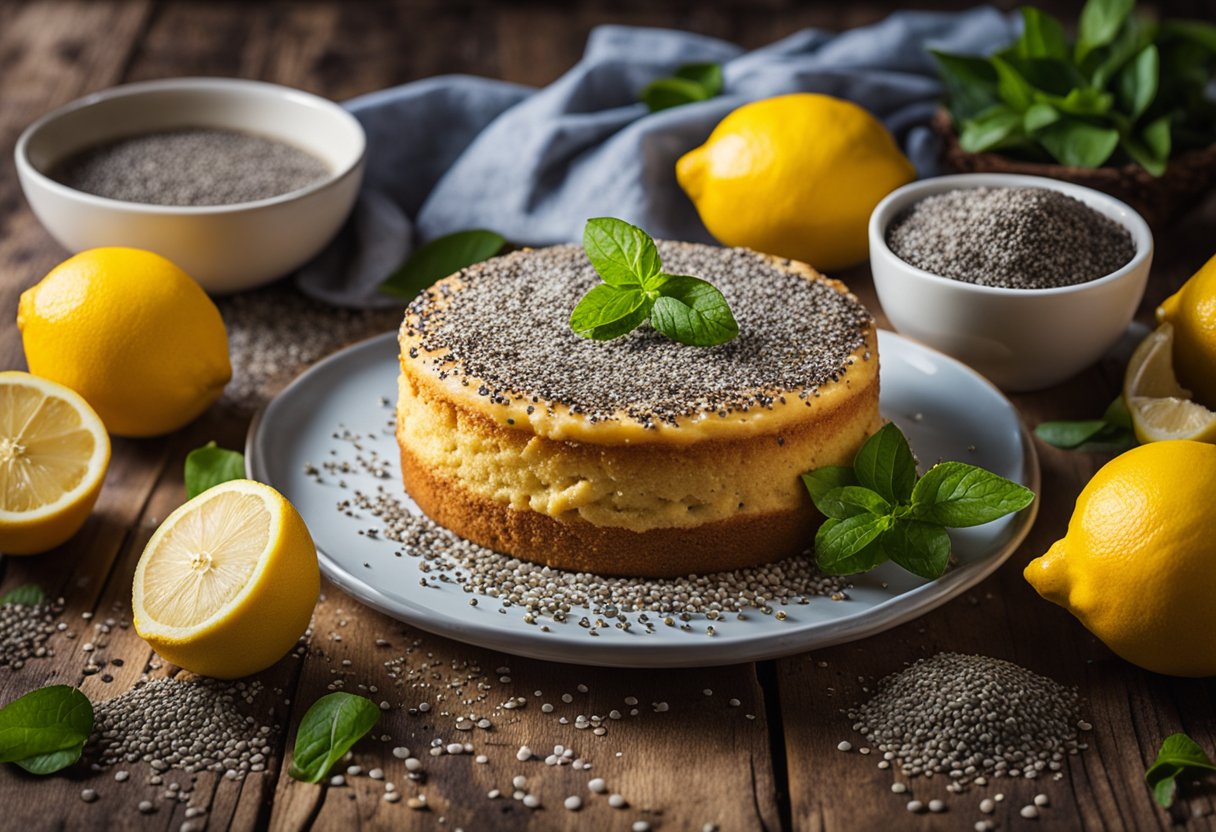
left=296, top=8, right=1016, bottom=308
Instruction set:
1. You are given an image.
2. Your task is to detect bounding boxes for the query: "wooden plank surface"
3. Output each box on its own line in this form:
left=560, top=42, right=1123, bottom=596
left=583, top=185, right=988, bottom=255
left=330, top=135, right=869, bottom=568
left=0, top=1, right=1214, bottom=831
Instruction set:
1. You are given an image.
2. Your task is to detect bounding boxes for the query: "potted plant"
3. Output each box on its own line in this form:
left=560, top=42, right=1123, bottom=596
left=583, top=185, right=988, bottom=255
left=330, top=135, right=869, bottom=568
left=931, top=0, right=1216, bottom=229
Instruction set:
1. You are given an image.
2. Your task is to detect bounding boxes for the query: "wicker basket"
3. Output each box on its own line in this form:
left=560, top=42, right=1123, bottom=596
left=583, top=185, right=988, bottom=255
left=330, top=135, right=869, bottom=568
left=931, top=109, right=1216, bottom=231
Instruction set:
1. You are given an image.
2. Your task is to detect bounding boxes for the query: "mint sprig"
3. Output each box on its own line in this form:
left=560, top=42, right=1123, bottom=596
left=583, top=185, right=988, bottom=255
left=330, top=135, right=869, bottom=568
left=571, top=218, right=738, bottom=347
left=381, top=229, right=507, bottom=300
left=1034, top=396, right=1138, bottom=452
left=288, top=692, right=380, bottom=783
left=803, top=423, right=1035, bottom=579
left=640, top=62, right=723, bottom=113
left=1146, top=732, right=1216, bottom=807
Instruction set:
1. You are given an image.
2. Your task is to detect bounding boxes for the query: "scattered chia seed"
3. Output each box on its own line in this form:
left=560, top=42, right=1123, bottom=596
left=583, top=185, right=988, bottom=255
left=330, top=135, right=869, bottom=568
left=0, top=596, right=61, bottom=669
left=404, top=242, right=872, bottom=428
left=885, top=187, right=1135, bottom=289
left=51, top=128, right=330, bottom=206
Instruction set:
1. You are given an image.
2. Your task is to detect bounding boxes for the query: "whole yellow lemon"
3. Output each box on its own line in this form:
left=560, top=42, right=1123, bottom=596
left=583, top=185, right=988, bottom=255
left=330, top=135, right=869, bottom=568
left=1024, top=441, right=1216, bottom=677
left=676, top=93, right=915, bottom=273
left=1158, top=252, right=1216, bottom=409
left=17, top=248, right=231, bottom=437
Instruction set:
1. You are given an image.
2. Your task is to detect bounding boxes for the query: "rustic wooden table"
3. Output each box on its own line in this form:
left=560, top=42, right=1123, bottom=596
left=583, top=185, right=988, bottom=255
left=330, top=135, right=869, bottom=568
left=2, top=2, right=1215, bottom=830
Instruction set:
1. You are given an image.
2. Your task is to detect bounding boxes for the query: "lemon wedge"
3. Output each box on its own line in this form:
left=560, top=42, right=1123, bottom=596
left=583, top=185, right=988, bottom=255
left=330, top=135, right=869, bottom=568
left=0, top=371, right=110, bottom=555
left=133, top=479, right=319, bottom=679
left=1123, top=323, right=1216, bottom=443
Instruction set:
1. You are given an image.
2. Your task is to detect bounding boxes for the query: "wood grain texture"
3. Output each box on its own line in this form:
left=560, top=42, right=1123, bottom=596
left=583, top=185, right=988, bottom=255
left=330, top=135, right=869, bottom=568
left=0, top=1, right=1214, bottom=830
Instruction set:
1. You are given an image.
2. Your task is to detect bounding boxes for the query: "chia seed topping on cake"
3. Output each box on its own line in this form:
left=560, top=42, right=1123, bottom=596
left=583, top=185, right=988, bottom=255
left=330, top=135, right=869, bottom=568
left=403, top=242, right=873, bottom=427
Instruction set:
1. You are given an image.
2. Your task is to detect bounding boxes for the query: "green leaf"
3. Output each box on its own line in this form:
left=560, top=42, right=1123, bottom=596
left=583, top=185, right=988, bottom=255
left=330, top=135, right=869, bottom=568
left=959, top=105, right=1025, bottom=153
left=674, top=62, right=723, bottom=96
left=991, top=56, right=1035, bottom=109
left=1024, top=103, right=1061, bottom=133
left=641, top=77, right=712, bottom=113
left=853, top=422, right=918, bottom=505
left=1036, top=118, right=1120, bottom=167
left=1034, top=419, right=1111, bottom=448
left=814, top=486, right=891, bottom=520
left=381, top=229, right=507, bottom=300
left=1142, top=115, right=1172, bottom=160
left=288, top=693, right=380, bottom=783
left=0, top=584, right=44, bottom=606
left=931, top=51, right=1000, bottom=122
left=184, top=441, right=246, bottom=500
left=1103, top=396, right=1134, bottom=430
left=1145, top=733, right=1216, bottom=807
left=1017, top=7, right=1069, bottom=61
left=1160, top=20, right=1216, bottom=53
left=1089, top=14, right=1158, bottom=87
left=814, top=514, right=891, bottom=576
left=910, top=461, right=1035, bottom=527
left=582, top=217, right=661, bottom=288
left=569, top=284, right=652, bottom=341
left=1117, top=45, right=1158, bottom=119
left=649, top=275, right=739, bottom=346
left=1152, top=771, right=1179, bottom=807
left=801, top=466, right=858, bottom=505
left=882, top=519, right=952, bottom=580
left=1077, top=0, right=1135, bottom=62
left=0, top=686, right=93, bottom=776
left=1048, top=88, right=1114, bottom=117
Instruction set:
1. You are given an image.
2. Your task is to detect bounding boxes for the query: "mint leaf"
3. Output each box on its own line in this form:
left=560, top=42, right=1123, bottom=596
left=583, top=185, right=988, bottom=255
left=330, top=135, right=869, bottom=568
left=1017, top=7, right=1069, bottom=61
left=641, top=62, right=723, bottom=113
left=288, top=693, right=379, bottom=783
left=801, top=467, right=858, bottom=505
left=815, top=514, right=891, bottom=576
left=1146, top=733, right=1216, bottom=807
left=854, top=423, right=918, bottom=504
left=1034, top=419, right=1110, bottom=448
left=649, top=275, right=739, bottom=346
left=583, top=217, right=661, bottom=288
left=1035, top=397, right=1138, bottom=451
left=1036, top=118, right=1120, bottom=167
left=1117, top=44, right=1159, bottom=119
left=570, top=284, right=652, bottom=341
left=0, top=686, right=93, bottom=776
left=1077, top=0, right=1135, bottom=62
left=882, top=519, right=951, bottom=580
left=911, top=462, right=1035, bottom=527
left=0, top=584, right=44, bottom=605
left=184, top=442, right=246, bottom=499
left=814, top=486, right=891, bottom=520
left=959, top=105, right=1025, bottom=153
left=381, top=229, right=506, bottom=300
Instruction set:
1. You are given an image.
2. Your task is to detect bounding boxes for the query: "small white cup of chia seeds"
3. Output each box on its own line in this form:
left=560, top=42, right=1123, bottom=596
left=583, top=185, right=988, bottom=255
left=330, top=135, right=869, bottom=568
left=868, top=173, right=1153, bottom=392
left=16, top=77, right=365, bottom=294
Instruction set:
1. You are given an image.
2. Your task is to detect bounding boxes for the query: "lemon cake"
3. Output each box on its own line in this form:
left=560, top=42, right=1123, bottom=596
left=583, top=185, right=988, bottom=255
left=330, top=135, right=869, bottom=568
left=396, top=242, right=879, bottom=577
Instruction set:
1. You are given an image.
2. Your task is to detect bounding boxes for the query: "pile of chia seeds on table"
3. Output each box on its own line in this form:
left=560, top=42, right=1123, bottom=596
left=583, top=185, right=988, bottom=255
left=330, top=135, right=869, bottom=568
left=0, top=595, right=62, bottom=669
left=405, top=242, right=873, bottom=428
left=885, top=187, right=1135, bottom=289
left=52, top=127, right=330, bottom=206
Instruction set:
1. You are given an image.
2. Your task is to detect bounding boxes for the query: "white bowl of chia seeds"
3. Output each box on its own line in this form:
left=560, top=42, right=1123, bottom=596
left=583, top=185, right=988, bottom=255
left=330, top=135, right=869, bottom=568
left=15, top=77, right=365, bottom=294
left=868, top=173, right=1153, bottom=392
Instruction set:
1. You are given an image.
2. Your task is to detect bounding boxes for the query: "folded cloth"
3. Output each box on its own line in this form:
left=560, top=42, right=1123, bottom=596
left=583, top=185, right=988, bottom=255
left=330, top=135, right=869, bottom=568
left=296, top=8, right=1015, bottom=308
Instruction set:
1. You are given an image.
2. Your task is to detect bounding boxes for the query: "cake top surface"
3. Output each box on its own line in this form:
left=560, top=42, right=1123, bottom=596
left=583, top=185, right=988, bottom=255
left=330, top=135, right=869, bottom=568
left=402, top=242, right=873, bottom=428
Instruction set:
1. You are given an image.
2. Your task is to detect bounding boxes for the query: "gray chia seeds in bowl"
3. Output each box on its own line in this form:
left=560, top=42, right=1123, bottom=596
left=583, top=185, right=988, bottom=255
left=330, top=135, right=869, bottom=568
left=884, top=186, right=1135, bottom=289
left=51, top=127, right=330, bottom=207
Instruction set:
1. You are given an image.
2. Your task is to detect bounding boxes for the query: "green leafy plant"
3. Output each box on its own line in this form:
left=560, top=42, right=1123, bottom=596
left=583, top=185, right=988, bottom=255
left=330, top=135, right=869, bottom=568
left=933, top=0, right=1216, bottom=175
left=1146, top=732, right=1216, bottom=807
left=571, top=217, right=738, bottom=347
left=803, top=423, right=1035, bottom=579
left=641, top=62, right=723, bottom=112
left=381, top=229, right=507, bottom=300
left=1035, top=396, right=1138, bottom=451
left=0, top=685, right=94, bottom=775
left=0, top=584, right=44, bottom=606
left=288, top=692, right=379, bottom=783
left=184, top=441, right=246, bottom=499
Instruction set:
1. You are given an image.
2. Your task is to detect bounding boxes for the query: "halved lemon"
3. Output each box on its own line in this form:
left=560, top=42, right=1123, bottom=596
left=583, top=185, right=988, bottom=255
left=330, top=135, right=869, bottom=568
left=0, top=371, right=110, bottom=555
left=1123, top=323, right=1216, bottom=443
left=133, top=479, right=319, bottom=679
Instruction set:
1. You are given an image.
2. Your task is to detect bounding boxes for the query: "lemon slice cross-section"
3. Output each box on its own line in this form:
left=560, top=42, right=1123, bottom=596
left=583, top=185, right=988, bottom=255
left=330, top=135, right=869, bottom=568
left=0, top=371, right=110, bottom=555
left=133, top=479, right=319, bottom=679
left=1124, top=323, right=1216, bottom=444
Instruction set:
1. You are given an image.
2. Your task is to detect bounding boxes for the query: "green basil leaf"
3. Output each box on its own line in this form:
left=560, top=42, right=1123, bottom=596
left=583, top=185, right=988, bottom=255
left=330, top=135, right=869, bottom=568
left=1152, top=771, right=1180, bottom=807
left=814, top=486, right=891, bottom=521
left=381, top=229, right=506, bottom=299
left=1024, top=103, right=1061, bottom=133
left=1073, top=423, right=1139, bottom=453
left=288, top=693, right=380, bottom=783
left=1089, top=14, right=1157, bottom=87
left=583, top=217, right=662, bottom=288
left=1077, top=0, right=1135, bottom=62
left=569, top=284, right=652, bottom=341
left=959, top=105, right=1025, bottom=153
left=1036, top=118, right=1120, bottom=167
left=1103, top=396, right=1134, bottom=430
left=801, top=466, right=858, bottom=504
left=649, top=275, right=739, bottom=346
left=641, top=77, right=712, bottom=113
left=853, top=422, right=918, bottom=505
left=991, top=56, right=1035, bottom=109
left=1117, top=45, right=1159, bottom=119
left=1034, top=419, right=1111, bottom=448
left=881, top=519, right=952, bottom=580
left=674, top=62, right=723, bottom=96
left=814, top=514, right=891, bottom=576
left=1017, top=7, right=1069, bottom=61
left=184, top=441, right=247, bottom=500
left=1145, top=733, right=1216, bottom=807
left=0, top=686, right=93, bottom=776
left=931, top=50, right=1000, bottom=122
left=910, top=461, right=1035, bottom=527
left=0, top=584, right=44, bottom=606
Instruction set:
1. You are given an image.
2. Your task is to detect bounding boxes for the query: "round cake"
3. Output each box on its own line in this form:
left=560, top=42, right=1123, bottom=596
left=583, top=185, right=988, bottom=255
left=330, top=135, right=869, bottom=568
left=396, top=241, right=879, bottom=578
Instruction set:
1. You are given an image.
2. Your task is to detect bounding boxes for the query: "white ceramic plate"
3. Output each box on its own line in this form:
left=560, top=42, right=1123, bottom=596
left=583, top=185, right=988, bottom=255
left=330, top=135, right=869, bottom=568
left=247, top=329, right=1039, bottom=668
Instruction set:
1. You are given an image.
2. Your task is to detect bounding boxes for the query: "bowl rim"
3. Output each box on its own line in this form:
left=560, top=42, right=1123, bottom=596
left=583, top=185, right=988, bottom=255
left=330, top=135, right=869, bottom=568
left=868, top=172, right=1154, bottom=298
left=14, top=76, right=367, bottom=216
